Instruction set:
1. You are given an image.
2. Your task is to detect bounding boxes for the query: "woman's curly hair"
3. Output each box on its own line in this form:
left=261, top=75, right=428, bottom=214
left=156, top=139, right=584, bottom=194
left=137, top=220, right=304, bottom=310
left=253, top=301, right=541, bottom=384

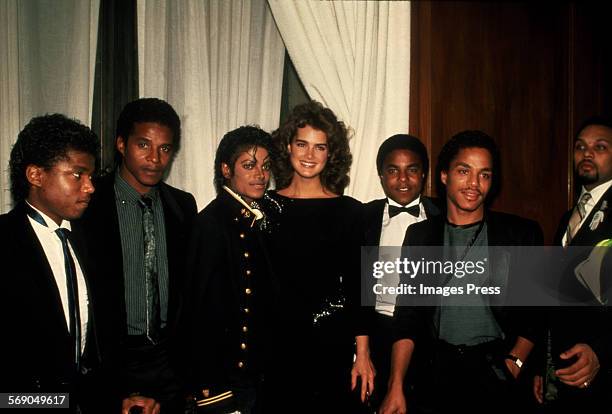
left=272, top=101, right=352, bottom=195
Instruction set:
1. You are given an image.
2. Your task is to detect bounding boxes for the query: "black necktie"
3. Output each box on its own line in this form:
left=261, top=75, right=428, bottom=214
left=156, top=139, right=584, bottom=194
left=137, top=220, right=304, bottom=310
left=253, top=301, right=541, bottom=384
left=138, top=196, right=161, bottom=344
left=55, top=228, right=82, bottom=371
left=26, top=205, right=82, bottom=370
left=389, top=204, right=420, bottom=218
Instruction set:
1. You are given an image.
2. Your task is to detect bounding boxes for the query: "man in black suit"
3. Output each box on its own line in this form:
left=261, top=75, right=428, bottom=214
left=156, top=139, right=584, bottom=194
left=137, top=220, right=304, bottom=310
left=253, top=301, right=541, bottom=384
left=353, top=134, right=439, bottom=411
left=183, top=126, right=278, bottom=413
left=81, top=98, right=197, bottom=414
left=380, top=131, right=543, bottom=414
left=0, top=114, right=100, bottom=412
left=533, top=116, right=612, bottom=410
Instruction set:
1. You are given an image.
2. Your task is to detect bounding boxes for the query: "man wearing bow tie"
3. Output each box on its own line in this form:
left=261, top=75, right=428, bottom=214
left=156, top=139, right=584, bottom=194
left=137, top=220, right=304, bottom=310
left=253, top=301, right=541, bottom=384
left=0, top=114, right=102, bottom=412
left=353, top=134, right=440, bottom=412
left=534, top=116, right=612, bottom=410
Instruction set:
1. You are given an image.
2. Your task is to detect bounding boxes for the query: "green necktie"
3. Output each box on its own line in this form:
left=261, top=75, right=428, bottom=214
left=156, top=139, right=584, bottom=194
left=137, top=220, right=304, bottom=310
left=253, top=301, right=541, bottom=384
left=138, top=196, right=161, bottom=344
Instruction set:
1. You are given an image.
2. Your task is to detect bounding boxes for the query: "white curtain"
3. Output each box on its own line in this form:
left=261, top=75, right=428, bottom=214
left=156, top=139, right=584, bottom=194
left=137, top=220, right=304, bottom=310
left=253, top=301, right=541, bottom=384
left=268, top=0, right=411, bottom=202
left=138, top=0, right=286, bottom=208
left=0, top=0, right=99, bottom=213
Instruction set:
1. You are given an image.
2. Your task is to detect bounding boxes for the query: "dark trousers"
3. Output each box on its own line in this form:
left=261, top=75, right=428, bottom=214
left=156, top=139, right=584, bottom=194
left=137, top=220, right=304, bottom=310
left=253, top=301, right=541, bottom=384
left=369, top=312, right=394, bottom=410
left=542, top=372, right=612, bottom=413
left=419, top=339, right=527, bottom=414
left=124, top=336, right=184, bottom=413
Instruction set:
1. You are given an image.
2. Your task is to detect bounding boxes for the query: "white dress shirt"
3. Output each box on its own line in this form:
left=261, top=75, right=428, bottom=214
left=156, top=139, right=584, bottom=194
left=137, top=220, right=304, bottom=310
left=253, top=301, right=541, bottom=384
left=27, top=203, right=89, bottom=354
left=563, top=179, right=612, bottom=246
left=375, top=196, right=427, bottom=316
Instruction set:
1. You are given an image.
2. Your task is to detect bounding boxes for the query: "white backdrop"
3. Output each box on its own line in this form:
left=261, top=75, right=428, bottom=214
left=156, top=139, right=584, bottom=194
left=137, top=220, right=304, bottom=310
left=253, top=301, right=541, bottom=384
left=1, top=0, right=411, bottom=212
left=268, top=0, right=411, bottom=202
left=137, top=0, right=286, bottom=208
left=0, top=0, right=99, bottom=213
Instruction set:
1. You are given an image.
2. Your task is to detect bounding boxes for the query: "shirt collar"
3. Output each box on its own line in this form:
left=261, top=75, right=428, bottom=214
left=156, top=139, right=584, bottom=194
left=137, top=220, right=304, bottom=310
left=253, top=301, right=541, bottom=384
left=387, top=196, right=421, bottom=208
left=580, top=178, right=612, bottom=206
left=25, top=201, right=71, bottom=232
left=114, top=170, right=159, bottom=203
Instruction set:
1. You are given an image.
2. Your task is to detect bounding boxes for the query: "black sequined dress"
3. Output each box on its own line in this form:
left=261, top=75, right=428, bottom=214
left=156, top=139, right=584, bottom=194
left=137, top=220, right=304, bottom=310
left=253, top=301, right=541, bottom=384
left=264, top=191, right=364, bottom=411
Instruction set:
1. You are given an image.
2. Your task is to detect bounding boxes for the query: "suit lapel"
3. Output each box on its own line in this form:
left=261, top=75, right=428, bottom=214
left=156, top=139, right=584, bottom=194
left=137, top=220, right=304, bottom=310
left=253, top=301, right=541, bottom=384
left=69, top=224, right=101, bottom=366
left=421, top=197, right=441, bottom=219
left=364, top=199, right=386, bottom=245
left=13, top=205, right=71, bottom=338
left=159, top=183, right=186, bottom=330
left=96, top=176, right=128, bottom=332
left=571, top=186, right=612, bottom=246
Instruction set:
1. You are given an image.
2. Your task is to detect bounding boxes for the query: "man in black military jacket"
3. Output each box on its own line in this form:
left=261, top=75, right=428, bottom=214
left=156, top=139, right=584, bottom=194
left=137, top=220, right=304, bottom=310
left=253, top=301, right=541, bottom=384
left=0, top=114, right=102, bottom=412
left=354, top=134, right=439, bottom=411
left=183, top=126, right=277, bottom=413
left=380, top=131, right=543, bottom=414
left=534, top=116, right=612, bottom=410
left=81, top=99, right=197, bottom=414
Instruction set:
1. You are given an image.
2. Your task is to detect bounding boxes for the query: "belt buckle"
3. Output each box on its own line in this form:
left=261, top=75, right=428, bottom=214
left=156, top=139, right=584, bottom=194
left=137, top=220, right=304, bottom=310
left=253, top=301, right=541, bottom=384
left=455, top=344, right=468, bottom=356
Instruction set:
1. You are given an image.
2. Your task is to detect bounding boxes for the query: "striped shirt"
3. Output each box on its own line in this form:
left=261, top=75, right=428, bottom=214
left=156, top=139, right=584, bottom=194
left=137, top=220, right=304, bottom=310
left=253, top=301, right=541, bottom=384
left=114, top=172, right=170, bottom=336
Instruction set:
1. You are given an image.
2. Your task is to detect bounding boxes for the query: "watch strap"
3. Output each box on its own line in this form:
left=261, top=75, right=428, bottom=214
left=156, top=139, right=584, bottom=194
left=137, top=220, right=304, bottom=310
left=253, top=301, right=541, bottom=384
left=505, top=354, right=523, bottom=368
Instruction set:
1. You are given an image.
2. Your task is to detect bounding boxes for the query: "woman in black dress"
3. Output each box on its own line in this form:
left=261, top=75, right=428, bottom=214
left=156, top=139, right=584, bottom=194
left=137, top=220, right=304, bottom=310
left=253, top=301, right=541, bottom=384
left=266, top=101, right=373, bottom=412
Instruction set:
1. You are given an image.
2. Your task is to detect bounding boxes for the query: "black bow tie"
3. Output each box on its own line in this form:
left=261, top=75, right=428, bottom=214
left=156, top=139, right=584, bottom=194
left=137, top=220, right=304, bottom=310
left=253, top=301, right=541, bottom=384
left=389, top=204, right=420, bottom=218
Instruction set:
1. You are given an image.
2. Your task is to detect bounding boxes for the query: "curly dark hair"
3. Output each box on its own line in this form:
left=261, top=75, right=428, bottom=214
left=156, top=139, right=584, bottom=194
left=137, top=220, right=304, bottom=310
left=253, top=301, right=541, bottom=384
left=115, top=98, right=181, bottom=164
left=214, top=125, right=275, bottom=194
left=271, top=101, right=352, bottom=195
left=9, top=113, right=100, bottom=203
left=435, top=130, right=501, bottom=204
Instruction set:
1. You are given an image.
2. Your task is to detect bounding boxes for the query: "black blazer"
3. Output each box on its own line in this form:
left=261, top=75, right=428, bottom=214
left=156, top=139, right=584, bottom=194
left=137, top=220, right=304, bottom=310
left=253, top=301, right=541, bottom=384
left=79, top=174, right=197, bottom=392
left=181, top=191, right=278, bottom=393
left=550, top=186, right=612, bottom=374
left=0, top=202, right=100, bottom=402
left=360, top=197, right=441, bottom=335
left=393, top=210, right=544, bottom=349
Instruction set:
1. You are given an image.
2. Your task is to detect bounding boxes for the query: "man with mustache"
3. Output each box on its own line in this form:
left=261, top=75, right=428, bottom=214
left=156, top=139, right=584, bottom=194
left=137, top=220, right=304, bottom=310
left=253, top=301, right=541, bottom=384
left=380, top=130, right=542, bottom=414
left=534, top=116, right=612, bottom=410
left=81, top=98, right=197, bottom=413
left=0, top=114, right=101, bottom=412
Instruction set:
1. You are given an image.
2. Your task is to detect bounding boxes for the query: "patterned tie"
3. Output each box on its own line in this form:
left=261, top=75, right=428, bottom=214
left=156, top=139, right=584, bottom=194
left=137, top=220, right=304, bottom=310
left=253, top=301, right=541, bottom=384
left=567, top=192, right=592, bottom=244
left=138, top=196, right=161, bottom=344
left=55, top=228, right=82, bottom=371
left=389, top=204, right=420, bottom=218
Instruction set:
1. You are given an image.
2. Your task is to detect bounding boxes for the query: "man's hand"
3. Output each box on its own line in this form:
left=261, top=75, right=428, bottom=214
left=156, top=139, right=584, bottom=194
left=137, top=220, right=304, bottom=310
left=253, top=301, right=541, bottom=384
left=533, top=375, right=544, bottom=404
left=555, top=343, right=600, bottom=388
left=379, top=384, right=407, bottom=414
left=351, top=352, right=376, bottom=402
left=504, top=358, right=521, bottom=379
left=121, top=395, right=160, bottom=414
